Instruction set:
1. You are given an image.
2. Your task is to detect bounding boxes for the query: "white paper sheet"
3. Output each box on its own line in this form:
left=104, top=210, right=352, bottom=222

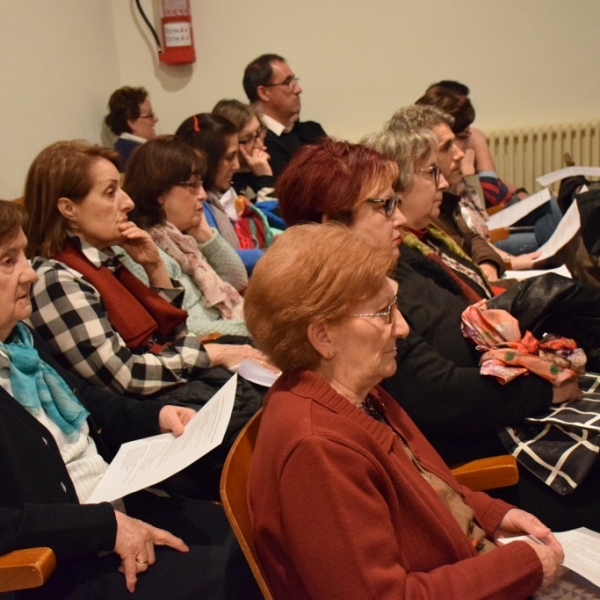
left=232, top=359, right=281, bottom=387
left=533, top=200, right=580, bottom=263
left=554, top=528, right=600, bottom=588
left=503, top=264, right=572, bottom=280
left=498, top=528, right=600, bottom=591
left=536, top=166, right=600, bottom=187
left=86, top=374, right=237, bottom=504
left=487, top=188, right=551, bottom=230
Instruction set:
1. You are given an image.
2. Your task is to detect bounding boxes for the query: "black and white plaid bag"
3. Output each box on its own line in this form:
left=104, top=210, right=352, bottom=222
left=498, top=373, right=600, bottom=495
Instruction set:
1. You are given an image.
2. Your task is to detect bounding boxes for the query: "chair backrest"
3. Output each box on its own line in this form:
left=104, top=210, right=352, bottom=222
left=220, top=408, right=274, bottom=600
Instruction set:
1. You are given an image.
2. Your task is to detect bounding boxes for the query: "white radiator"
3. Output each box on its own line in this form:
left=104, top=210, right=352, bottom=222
left=485, top=121, right=600, bottom=193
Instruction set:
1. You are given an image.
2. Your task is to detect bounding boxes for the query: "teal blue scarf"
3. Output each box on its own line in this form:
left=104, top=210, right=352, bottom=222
left=0, top=323, right=89, bottom=435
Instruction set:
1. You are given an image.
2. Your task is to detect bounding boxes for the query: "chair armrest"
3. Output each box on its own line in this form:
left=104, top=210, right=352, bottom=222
left=0, top=547, right=56, bottom=592
left=489, top=227, right=509, bottom=242
left=451, top=455, right=519, bottom=492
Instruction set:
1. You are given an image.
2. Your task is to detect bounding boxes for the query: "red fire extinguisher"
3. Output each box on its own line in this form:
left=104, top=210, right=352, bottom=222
left=159, top=0, right=196, bottom=65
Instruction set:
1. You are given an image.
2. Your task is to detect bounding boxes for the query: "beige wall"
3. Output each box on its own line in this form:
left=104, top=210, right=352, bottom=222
left=1, top=0, right=599, bottom=198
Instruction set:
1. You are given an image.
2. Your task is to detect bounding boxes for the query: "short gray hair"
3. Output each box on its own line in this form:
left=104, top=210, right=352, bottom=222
left=386, top=104, right=454, bottom=134
left=361, top=127, right=438, bottom=191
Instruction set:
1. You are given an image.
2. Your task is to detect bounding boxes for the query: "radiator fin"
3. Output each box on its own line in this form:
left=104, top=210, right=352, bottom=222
left=485, top=121, right=600, bottom=193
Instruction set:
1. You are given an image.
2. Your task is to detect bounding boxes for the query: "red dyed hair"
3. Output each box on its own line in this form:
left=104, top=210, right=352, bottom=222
left=276, top=137, right=399, bottom=226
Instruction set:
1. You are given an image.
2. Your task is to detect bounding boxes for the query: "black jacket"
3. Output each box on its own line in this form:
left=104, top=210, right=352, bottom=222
left=0, top=326, right=165, bottom=560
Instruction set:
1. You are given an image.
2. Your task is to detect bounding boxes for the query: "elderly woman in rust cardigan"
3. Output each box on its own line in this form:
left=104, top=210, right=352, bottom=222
left=243, top=223, right=562, bottom=599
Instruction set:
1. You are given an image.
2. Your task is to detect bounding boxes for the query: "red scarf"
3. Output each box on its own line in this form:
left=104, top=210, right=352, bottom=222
left=55, top=241, right=187, bottom=351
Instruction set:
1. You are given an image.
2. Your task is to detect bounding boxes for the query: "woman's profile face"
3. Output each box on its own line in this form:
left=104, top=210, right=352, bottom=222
left=0, top=228, right=38, bottom=342
left=59, top=158, right=134, bottom=249
left=399, top=154, right=448, bottom=230
left=324, top=278, right=409, bottom=391
left=128, top=99, right=159, bottom=140
left=238, top=115, right=267, bottom=167
left=213, top=134, right=240, bottom=192
left=348, top=179, right=406, bottom=260
left=159, top=175, right=207, bottom=233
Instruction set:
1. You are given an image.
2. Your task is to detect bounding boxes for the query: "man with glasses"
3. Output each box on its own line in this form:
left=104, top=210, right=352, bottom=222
left=243, top=53, right=326, bottom=179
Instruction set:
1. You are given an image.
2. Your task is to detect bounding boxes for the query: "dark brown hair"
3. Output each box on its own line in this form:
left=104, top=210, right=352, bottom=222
left=416, top=86, right=475, bottom=134
left=175, top=113, right=238, bottom=191
left=125, top=135, right=205, bottom=229
left=104, top=86, right=149, bottom=135
left=243, top=53, right=286, bottom=103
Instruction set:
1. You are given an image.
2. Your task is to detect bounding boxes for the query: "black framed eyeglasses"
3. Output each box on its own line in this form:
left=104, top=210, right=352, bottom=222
left=139, top=112, right=157, bottom=120
left=239, top=125, right=267, bottom=146
left=352, top=295, right=398, bottom=325
left=365, top=196, right=400, bottom=218
left=177, top=179, right=204, bottom=192
left=263, top=76, right=300, bottom=90
left=418, top=164, right=441, bottom=186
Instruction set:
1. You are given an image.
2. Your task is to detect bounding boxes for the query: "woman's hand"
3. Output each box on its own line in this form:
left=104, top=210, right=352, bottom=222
left=158, top=405, right=197, bottom=436
left=493, top=509, right=562, bottom=550
left=479, top=261, right=499, bottom=282
left=204, top=342, right=278, bottom=372
left=493, top=509, right=564, bottom=588
left=184, top=208, right=214, bottom=244
left=507, top=251, right=542, bottom=271
left=114, top=511, right=189, bottom=592
left=552, top=378, right=582, bottom=404
left=118, top=221, right=172, bottom=288
left=240, top=144, right=272, bottom=177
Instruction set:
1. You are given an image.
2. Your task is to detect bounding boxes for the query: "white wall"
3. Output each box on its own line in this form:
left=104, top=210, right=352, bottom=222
left=2, top=0, right=599, bottom=198
left=0, top=1, right=120, bottom=198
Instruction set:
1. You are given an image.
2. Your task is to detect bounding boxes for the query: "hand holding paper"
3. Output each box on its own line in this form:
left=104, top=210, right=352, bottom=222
left=86, top=374, right=238, bottom=504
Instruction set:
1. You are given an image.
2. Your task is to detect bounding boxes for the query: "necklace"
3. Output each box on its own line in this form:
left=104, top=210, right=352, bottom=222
left=356, top=395, right=385, bottom=422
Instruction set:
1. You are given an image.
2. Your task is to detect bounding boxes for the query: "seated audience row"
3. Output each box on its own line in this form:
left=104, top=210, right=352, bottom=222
left=244, top=222, right=563, bottom=599
left=0, top=201, right=259, bottom=599
left=22, top=141, right=265, bottom=497
left=276, top=135, right=600, bottom=532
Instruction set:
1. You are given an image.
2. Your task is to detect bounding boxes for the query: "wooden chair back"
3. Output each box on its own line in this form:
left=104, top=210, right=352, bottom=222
left=220, top=409, right=273, bottom=600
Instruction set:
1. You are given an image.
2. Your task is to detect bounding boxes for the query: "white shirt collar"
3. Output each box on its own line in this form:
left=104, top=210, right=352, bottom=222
left=261, top=114, right=288, bottom=136
left=119, top=132, right=147, bottom=144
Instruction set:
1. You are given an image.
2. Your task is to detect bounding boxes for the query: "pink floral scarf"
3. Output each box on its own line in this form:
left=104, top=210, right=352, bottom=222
left=149, top=222, right=244, bottom=320
left=461, top=299, right=586, bottom=384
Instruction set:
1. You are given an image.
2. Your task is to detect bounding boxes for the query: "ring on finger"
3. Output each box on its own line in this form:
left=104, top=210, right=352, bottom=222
left=135, top=558, right=149, bottom=565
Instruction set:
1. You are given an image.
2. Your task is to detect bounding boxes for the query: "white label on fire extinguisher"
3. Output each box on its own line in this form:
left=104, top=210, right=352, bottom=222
left=164, top=22, right=192, bottom=47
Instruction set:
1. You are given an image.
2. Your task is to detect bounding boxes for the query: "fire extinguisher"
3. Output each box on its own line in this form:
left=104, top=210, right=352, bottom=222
left=135, top=0, right=196, bottom=66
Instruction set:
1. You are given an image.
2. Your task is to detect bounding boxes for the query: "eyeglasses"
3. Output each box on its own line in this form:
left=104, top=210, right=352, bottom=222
left=365, top=196, right=401, bottom=218
left=177, top=179, right=204, bottom=192
left=263, top=76, right=300, bottom=90
left=139, top=112, right=157, bottom=120
left=352, top=295, right=398, bottom=325
left=239, top=126, right=267, bottom=146
left=418, top=164, right=441, bottom=186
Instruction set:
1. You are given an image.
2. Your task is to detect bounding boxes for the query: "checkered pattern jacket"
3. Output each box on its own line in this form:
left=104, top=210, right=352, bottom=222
left=28, top=239, right=211, bottom=397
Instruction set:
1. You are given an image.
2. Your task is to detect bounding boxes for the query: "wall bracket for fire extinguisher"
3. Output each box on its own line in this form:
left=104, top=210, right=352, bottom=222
left=135, top=0, right=196, bottom=66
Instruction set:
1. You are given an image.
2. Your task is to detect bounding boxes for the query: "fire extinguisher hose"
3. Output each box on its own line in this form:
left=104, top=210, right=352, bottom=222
left=135, top=0, right=163, bottom=54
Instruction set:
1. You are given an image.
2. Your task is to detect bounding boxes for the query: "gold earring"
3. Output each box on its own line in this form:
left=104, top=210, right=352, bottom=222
left=327, top=349, right=335, bottom=357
